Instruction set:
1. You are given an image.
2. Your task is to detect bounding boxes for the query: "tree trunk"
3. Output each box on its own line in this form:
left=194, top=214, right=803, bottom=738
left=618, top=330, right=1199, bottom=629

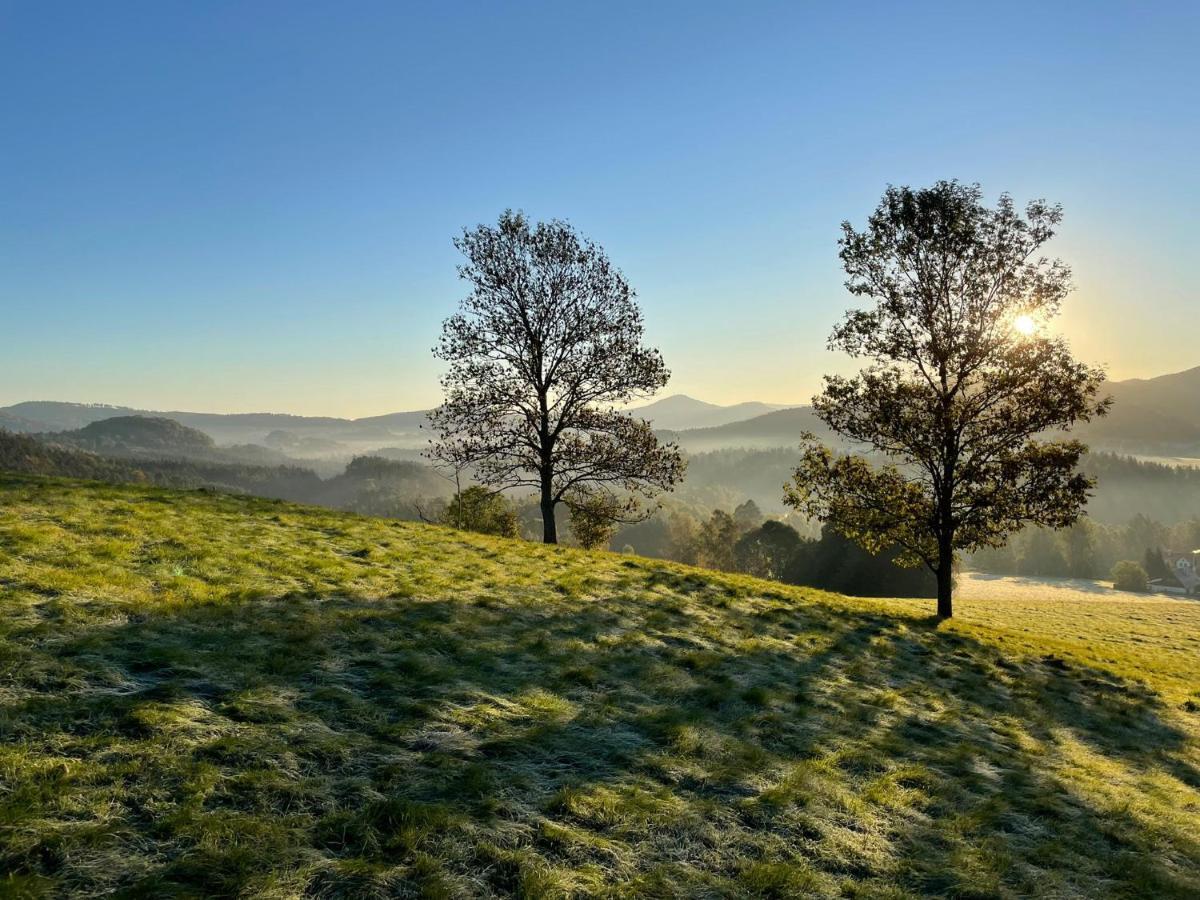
left=540, top=477, right=557, bottom=544
left=935, top=539, right=953, bottom=619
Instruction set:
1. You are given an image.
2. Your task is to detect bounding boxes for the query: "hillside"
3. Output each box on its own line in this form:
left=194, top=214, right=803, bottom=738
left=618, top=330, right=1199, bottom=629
left=0, top=411, right=45, bottom=434
left=42, top=415, right=217, bottom=455
left=30, top=415, right=308, bottom=469
left=8, top=365, right=1200, bottom=457
left=1084, top=366, right=1200, bottom=453
left=652, top=366, right=1200, bottom=455
left=663, top=407, right=835, bottom=452
left=1, top=476, right=1197, bottom=897
left=627, top=395, right=791, bottom=431
left=0, top=429, right=322, bottom=500
left=0, top=401, right=429, bottom=448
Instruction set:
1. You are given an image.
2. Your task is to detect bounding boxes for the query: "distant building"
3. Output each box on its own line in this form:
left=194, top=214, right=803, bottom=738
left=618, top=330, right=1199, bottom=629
left=1157, top=549, right=1200, bottom=596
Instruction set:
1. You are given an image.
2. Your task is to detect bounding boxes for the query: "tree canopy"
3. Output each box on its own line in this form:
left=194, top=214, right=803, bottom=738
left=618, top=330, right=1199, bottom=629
left=785, top=181, right=1109, bottom=617
left=427, top=211, right=685, bottom=542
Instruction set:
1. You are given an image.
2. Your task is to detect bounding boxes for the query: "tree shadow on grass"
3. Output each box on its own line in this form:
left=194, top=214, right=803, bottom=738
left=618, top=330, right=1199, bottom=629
left=2, top=588, right=1198, bottom=897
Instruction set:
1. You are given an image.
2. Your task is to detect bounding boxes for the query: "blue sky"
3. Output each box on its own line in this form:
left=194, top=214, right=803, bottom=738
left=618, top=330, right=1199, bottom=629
left=2, top=1, right=1197, bottom=416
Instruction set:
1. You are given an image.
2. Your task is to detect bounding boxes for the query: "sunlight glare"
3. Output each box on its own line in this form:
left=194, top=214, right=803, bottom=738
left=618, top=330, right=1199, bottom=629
left=1013, top=314, right=1036, bottom=336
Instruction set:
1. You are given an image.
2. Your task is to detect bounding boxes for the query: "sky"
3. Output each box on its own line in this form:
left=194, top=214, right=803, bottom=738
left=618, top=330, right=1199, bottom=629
left=2, top=1, right=1198, bottom=417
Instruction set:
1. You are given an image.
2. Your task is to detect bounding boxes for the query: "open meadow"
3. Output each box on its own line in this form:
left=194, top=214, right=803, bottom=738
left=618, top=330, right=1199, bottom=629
left=1, top=474, right=1198, bottom=897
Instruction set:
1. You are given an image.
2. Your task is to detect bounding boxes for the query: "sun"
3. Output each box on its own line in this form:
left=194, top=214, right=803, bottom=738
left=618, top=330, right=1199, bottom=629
left=1013, top=314, right=1036, bottom=336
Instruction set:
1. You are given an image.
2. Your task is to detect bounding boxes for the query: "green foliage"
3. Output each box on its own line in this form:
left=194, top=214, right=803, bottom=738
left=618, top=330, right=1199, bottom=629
left=427, top=210, right=684, bottom=542
left=787, top=181, right=1108, bottom=616
left=1019, top=528, right=1069, bottom=577
left=1063, top=519, right=1099, bottom=578
left=1111, top=560, right=1150, bottom=593
left=732, top=498, right=764, bottom=529
left=670, top=508, right=746, bottom=571
left=1, top=474, right=1198, bottom=897
left=784, top=524, right=937, bottom=598
left=970, top=513, right=1200, bottom=583
left=444, top=485, right=518, bottom=537
left=318, top=455, right=452, bottom=519
left=47, top=415, right=216, bottom=453
left=0, top=429, right=322, bottom=500
left=733, top=519, right=802, bottom=580
left=564, top=490, right=624, bottom=550
left=1144, top=546, right=1174, bottom=582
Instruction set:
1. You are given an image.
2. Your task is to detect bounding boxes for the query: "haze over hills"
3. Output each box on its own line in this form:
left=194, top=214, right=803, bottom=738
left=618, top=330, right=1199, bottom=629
left=661, top=407, right=833, bottom=452
left=1089, top=366, right=1200, bottom=453
left=0, top=401, right=430, bottom=450
left=624, top=395, right=793, bottom=430
left=4, top=364, right=1200, bottom=458
left=663, top=366, right=1200, bottom=456
left=0, top=396, right=793, bottom=449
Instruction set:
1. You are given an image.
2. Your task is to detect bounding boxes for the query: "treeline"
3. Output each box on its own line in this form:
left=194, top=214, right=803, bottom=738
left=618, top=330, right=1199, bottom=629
left=604, top=500, right=934, bottom=597
left=970, top=513, right=1200, bottom=581
left=0, top=430, right=321, bottom=500
left=0, top=431, right=450, bottom=516
left=676, top=447, right=1200, bottom=525
left=1077, top=453, right=1200, bottom=524
left=7, top=425, right=1197, bottom=594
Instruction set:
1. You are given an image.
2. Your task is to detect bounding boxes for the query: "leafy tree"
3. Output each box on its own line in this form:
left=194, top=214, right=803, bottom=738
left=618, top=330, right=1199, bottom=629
left=785, top=181, right=1109, bottom=617
left=733, top=499, right=765, bottom=530
left=1143, top=546, right=1174, bottom=583
left=692, top=509, right=741, bottom=571
left=1111, top=560, right=1149, bottom=593
left=734, top=519, right=803, bottom=580
left=611, top=512, right=673, bottom=559
left=444, top=486, right=519, bottom=538
left=1126, top=514, right=1168, bottom=564
left=970, top=541, right=1018, bottom=575
left=783, top=524, right=936, bottom=598
left=1019, top=528, right=1068, bottom=577
left=1175, top=518, right=1200, bottom=551
left=1063, top=519, right=1099, bottom=578
left=566, top=489, right=624, bottom=551
left=665, top=511, right=702, bottom=565
left=427, top=211, right=685, bottom=543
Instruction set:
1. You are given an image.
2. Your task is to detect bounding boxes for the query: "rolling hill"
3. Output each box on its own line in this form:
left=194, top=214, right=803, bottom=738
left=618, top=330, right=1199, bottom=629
left=41, top=415, right=218, bottom=455
left=661, top=406, right=834, bottom=452
left=1083, top=366, right=1200, bottom=453
left=626, top=395, right=792, bottom=431
left=6, top=363, right=1200, bottom=457
left=0, top=474, right=1196, bottom=897
left=0, top=401, right=431, bottom=448
left=0, top=429, right=323, bottom=500
left=659, top=365, right=1200, bottom=455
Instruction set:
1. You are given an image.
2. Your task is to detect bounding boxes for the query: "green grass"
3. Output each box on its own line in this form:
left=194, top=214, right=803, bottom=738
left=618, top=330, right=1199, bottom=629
left=1, top=474, right=1198, bottom=898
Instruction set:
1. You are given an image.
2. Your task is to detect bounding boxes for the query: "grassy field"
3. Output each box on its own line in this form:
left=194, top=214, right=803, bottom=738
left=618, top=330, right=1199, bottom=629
left=1, top=474, right=1198, bottom=898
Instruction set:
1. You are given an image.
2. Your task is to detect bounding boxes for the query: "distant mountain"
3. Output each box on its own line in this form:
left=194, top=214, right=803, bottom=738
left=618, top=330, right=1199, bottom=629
left=1, top=397, right=792, bottom=450
left=0, top=430, right=322, bottom=501
left=2, top=401, right=432, bottom=449
left=32, top=416, right=312, bottom=471
left=7, top=364, right=1200, bottom=457
left=1078, top=366, right=1200, bottom=453
left=0, top=410, right=48, bottom=433
left=657, top=365, right=1200, bottom=455
left=661, top=407, right=834, bottom=452
left=628, top=395, right=792, bottom=431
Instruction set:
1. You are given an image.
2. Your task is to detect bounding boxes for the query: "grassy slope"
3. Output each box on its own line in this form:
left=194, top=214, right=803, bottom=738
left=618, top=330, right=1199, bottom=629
left=0, top=475, right=1198, bottom=898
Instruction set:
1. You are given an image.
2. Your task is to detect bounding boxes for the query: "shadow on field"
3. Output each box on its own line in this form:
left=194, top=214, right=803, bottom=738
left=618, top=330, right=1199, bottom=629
left=4, top=587, right=1199, bottom=897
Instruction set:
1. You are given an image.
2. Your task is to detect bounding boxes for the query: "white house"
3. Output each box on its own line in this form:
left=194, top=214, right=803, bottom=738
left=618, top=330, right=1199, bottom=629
left=1159, top=549, right=1200, bottom=596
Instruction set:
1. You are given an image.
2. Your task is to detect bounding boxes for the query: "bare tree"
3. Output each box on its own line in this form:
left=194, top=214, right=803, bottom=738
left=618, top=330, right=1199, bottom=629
left=427, top=211, right=685, bottom=543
